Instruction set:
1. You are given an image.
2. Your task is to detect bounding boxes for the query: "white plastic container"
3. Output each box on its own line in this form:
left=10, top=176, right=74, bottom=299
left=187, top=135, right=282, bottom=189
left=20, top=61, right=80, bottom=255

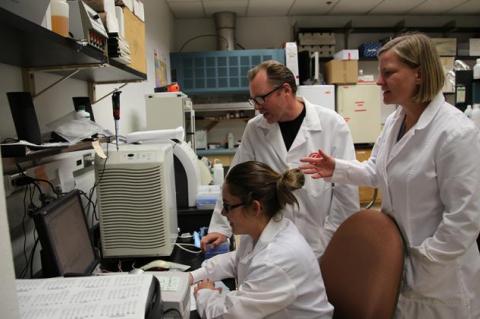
left=464, top=104, right=473, bottom=119
left=213, top=163, right=224, bottom=186
left=75, top=106, right=90, bottom=120
left=51, top=0, right=69, bottom=37
left=474, top=58, right=480, bottom=80
left=470, top=104, right=480, bottom=128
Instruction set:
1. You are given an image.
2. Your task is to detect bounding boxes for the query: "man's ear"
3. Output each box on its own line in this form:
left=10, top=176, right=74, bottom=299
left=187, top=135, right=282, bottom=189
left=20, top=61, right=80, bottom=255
left=283, top=82, right=293, bottom=95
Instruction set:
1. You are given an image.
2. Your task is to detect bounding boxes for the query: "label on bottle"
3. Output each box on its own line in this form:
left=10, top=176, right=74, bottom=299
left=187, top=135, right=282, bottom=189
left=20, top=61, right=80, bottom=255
left=456, top=85, right=466, bottom=103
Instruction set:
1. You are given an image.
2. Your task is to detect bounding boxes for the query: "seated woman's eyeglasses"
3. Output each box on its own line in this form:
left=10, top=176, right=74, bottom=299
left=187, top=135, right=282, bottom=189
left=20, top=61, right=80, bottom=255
left=222, top=202, right=245, bottom=214
left=248, top=83, right=285, bottom=106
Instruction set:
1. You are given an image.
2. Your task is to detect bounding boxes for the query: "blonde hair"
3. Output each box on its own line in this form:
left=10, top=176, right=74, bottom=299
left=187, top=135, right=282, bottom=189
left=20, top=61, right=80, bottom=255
left=225, top=161, right=304, bottom=219
left=378, top=32, right=445, bottom=104
left=247, top=60, right=298, bottom=94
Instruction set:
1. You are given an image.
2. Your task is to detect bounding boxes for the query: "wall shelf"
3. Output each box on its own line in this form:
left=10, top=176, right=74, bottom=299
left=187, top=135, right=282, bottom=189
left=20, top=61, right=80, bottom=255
left=0, top=7, right=146, bottom=84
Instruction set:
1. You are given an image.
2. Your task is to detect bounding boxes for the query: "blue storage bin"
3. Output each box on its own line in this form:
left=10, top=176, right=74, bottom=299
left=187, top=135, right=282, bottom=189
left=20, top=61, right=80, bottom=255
left=171, top=49, right=285, bottom=95
left=358, top=41, right=382, bottom=58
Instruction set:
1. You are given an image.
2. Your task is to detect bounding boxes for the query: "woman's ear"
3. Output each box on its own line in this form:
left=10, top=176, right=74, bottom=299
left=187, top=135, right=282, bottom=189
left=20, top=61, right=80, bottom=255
left=415, top=67, right=422, bottom=85
left=251, top=200, right=263, bottom=217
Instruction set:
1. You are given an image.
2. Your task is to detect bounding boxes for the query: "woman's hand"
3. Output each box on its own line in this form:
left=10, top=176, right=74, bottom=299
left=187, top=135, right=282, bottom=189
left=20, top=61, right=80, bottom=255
left=194, top=278, right=222, bottom=297
left=299, top=149, right=336, bottom=179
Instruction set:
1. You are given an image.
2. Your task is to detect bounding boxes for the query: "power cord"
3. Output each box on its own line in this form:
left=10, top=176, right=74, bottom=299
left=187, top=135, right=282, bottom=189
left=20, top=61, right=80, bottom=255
left=175, top=243, right=202, bottom=254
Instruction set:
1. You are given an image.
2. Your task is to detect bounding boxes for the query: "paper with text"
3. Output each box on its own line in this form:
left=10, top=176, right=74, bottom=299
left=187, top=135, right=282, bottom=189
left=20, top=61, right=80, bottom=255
left=16, top=274, right=154, bottom=319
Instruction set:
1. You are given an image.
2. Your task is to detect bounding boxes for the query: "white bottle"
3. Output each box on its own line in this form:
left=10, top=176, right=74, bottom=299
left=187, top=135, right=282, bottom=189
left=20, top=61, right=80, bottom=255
left=51, top=0, right=69, bottom=37
left=227, top=132, right=235, bottom=149
left=213, top=163, right=224, bottom=186
left=470, top=104, right=480, bottom=128
left=75, top=106, right=90, bottom=120
left=474, top=58, right=480, bottom=80
left=464, top=104, right=473, bottom=118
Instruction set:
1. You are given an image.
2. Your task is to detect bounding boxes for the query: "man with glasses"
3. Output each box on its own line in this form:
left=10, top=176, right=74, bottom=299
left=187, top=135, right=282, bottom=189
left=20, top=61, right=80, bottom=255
left=201, top=60, right=359, bottom=258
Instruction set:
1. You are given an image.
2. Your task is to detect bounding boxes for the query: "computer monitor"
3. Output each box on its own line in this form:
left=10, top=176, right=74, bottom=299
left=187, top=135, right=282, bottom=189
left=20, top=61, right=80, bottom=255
left=33, top=190, right=97, bottom=277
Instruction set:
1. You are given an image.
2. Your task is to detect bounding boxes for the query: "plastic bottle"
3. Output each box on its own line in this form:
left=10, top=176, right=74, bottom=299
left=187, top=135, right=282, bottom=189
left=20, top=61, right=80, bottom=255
left=470, top=104, right=480, bottom=128
left=464, top=104, right=473, bottom=118
left=227, top=132, right=235, bottom=149
left=213, top=162, right=224, bottom=186
left=51, top=0, right=69, bottom=37
left=474, top=58, right=480, bottom=80
left=75, top=105, right=90, bottom=120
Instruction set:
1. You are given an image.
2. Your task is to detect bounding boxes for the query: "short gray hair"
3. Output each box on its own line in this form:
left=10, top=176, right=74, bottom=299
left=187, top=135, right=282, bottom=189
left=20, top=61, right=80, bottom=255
left=247, top=60, right=297, bottom=94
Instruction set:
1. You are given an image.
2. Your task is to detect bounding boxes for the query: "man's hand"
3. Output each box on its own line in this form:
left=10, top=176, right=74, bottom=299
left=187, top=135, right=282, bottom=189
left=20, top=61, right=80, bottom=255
left=200, top=232, right=227, bottom=251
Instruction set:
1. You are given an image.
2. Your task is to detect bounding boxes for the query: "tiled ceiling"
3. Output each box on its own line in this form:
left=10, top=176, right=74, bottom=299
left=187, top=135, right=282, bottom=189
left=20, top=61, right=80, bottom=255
left=165, top=0, right=480, bottom=18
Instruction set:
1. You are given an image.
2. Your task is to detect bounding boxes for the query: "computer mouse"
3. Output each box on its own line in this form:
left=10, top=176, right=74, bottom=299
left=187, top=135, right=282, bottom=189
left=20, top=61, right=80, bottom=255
left=129, top=268, right=144, bottom=275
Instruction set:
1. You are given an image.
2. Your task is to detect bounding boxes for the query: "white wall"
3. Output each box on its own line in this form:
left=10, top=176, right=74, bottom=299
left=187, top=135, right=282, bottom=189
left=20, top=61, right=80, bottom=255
left=1, top=0, right=174, bottom=277
left=0, top=161, right=20, bottom=318
left=74, top=0, right=175, bottom=136
left=174, top=15, right=480, bottom=52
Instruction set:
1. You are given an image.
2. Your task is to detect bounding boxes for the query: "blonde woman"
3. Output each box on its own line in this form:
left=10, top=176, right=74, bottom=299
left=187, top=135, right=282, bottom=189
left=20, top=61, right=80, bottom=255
left=300, top=32, right=480, bottom=318
left=190, top=161, right=333, bottom=319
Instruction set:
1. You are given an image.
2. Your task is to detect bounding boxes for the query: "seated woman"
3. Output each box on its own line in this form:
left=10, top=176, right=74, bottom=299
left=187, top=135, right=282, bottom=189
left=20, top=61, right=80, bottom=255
left=189, top=161, right=333, bottom=319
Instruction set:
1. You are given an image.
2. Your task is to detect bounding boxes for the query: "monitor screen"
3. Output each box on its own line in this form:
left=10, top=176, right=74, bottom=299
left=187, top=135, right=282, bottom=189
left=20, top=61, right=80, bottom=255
left=33, top=190, right=97, bottom=277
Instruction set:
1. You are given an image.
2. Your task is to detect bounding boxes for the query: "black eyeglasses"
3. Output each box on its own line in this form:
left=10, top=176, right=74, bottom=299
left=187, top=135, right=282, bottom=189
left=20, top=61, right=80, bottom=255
left=222, top=202, right=245, bottom=214
left=248, top=83, right=285, bottom=106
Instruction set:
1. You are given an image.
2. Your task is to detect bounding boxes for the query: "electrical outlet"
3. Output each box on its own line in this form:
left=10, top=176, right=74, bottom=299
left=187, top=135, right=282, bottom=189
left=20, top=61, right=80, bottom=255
left=83, top=153, right=94, bottom=168
left=3, top=172, right=26, bottom=196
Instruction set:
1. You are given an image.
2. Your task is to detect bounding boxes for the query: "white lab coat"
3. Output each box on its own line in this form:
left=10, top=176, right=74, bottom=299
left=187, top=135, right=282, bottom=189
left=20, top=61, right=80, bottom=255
left=332, top=94, right=480, bottom=319
left=208, top=98, right=359, bottom=257
left=191, top=218, right=333, bottom=319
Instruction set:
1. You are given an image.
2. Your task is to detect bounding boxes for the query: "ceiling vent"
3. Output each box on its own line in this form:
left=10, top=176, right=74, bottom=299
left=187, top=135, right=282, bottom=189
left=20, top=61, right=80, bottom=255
left=213, top=11, right=236, bottom=51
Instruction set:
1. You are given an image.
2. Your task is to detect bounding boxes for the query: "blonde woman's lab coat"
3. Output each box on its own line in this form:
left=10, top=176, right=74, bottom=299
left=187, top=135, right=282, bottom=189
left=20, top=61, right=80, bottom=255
left=191, top=218, right=333, bottom=319
left=208, top=98, right=359, bottom=257
left=332, top=94, right=480, bottom=319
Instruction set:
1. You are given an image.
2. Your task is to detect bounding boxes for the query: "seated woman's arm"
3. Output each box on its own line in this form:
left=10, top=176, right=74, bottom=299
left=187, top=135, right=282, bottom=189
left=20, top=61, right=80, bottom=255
left=190, top=251, right=237, bottom=284
left=196, top=262, right=297, bottom=319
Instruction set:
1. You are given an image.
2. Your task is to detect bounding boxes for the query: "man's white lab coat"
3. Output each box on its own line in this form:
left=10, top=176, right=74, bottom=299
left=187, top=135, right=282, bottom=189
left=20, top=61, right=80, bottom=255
left=191, top=218, right=333, bottom=319
left=208, top=98, right=360, bottom=257
left=332, top=94, right=480, bottom=318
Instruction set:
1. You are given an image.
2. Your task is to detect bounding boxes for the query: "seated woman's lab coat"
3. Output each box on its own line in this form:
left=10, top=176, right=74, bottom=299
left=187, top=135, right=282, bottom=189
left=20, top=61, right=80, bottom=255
left=190, top=218, right=333, bottom=319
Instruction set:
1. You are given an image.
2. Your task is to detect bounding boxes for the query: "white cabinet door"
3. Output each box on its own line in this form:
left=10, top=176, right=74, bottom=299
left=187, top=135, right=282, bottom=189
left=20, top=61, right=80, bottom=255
left=337, top=84, right=382, bottom=144
left=297, top=85, right=335, bottom=110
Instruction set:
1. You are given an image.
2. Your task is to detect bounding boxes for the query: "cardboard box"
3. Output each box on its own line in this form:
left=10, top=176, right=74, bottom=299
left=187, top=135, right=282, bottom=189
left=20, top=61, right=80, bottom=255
left=470, top=39, right=480, bottom=56
left=334, top=49, right=359, bottom=60
left=440, top=57, right=455, bottom=93
left=298, top=32, right=335, bottom=46
left=431, top=38, right=457, bottom=56
left=358, top=41, right=382, bottom=58
left=123, top=7, right=146, bottom=73
left=325, top=60, right=358, bottom=84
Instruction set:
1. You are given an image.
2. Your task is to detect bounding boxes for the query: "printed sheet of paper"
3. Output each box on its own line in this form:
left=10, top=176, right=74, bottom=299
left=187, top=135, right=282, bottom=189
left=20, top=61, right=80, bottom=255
left=16, top=274, right=154, bottom=319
